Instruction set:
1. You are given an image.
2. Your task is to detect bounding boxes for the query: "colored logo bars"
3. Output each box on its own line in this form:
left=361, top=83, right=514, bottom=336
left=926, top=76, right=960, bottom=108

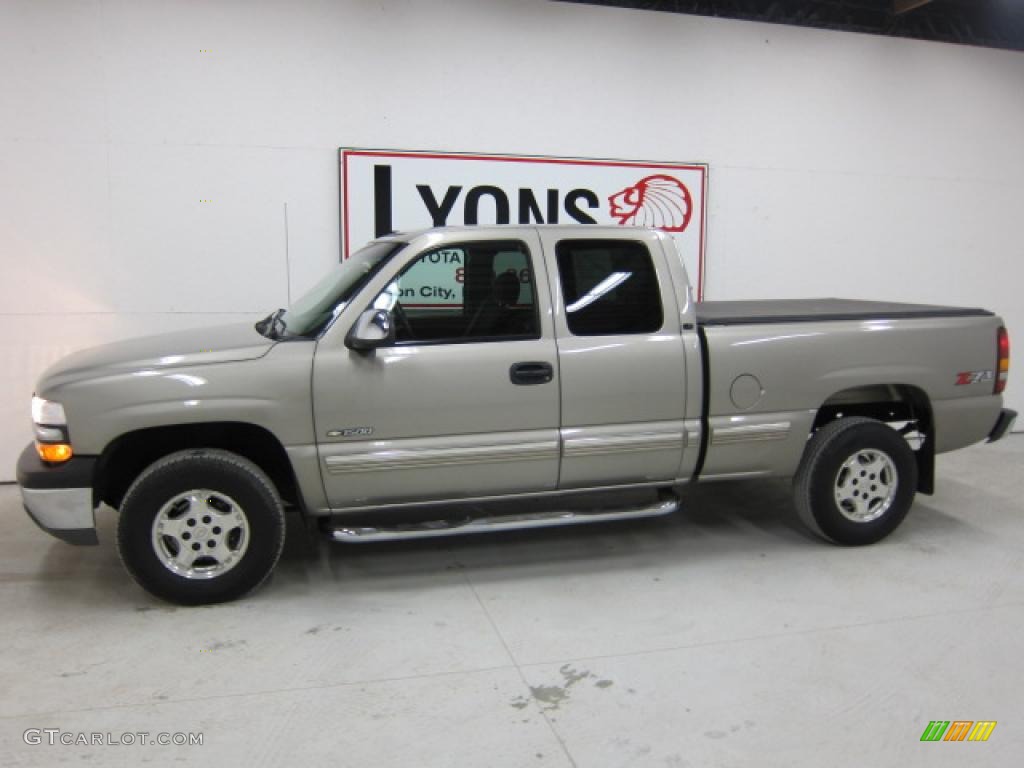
left=920, top=721, right=997, bottom=742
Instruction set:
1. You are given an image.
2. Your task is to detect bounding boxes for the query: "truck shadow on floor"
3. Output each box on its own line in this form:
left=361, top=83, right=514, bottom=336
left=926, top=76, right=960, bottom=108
left=19, top=477, right=978, bottom=607
left=269, top=478, right=976, bottom=590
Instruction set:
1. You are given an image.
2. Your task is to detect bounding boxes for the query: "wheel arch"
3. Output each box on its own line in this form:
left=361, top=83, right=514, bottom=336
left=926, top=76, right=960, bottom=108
left=811, top=384, right=935, bottom=495
left=94, top=422, right=305, bottom=511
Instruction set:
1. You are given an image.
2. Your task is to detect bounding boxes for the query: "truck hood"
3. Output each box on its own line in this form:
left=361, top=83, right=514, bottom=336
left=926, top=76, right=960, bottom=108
left=38, top=322, right=275, bottom=393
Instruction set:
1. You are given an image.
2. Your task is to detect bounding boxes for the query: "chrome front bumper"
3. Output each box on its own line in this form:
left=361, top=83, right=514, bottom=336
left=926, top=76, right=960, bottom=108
left=20, top=487, right=98, bottom=545
left=16, top=443, right=99, bottom=545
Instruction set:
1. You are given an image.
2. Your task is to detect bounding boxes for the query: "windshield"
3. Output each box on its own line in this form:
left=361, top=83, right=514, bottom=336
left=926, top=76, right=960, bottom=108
left=275, top=241, right=406, bottom=337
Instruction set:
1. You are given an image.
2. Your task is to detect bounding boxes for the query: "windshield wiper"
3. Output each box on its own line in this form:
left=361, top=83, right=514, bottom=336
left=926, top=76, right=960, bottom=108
left=255, top=308, right=287, bottom=340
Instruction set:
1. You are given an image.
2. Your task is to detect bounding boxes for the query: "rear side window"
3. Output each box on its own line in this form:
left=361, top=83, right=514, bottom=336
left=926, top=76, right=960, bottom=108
left=555, top=240, right=664, bottom=336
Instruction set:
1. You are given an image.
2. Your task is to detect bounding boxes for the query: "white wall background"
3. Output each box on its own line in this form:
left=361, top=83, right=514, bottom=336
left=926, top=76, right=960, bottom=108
left=1, top=0, right=1022, bottom=481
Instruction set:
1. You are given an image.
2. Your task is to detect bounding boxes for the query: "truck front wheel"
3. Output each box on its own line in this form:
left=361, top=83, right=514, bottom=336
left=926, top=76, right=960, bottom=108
left=117, top=449, right=286, bottom=605
left=793, top=417, right=917, bottom=545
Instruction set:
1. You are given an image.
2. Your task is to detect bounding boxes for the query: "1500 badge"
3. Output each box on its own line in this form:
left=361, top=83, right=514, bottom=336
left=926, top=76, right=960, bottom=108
left=955, top=370, right=994, bottom=385
left=327, top=427, right=374, bottom=438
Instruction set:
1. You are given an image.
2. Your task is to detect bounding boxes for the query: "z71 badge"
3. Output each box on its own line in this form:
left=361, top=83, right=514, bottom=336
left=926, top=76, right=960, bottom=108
left=955, top=370, right=994, bottom=386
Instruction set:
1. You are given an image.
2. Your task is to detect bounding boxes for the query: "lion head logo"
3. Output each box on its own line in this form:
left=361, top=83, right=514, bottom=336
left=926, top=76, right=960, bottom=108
left=608, top=174, right=693, bottom=232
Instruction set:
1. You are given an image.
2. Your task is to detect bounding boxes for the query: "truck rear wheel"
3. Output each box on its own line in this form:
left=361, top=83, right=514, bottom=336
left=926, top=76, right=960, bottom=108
left=117, top=449, right=285, bottom=605
left=793, top=417, right=917, bottom=545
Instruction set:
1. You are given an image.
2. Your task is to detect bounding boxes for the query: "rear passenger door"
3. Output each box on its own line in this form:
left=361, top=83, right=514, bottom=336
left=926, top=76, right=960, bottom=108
left=541, top=232, right=689, bottom=488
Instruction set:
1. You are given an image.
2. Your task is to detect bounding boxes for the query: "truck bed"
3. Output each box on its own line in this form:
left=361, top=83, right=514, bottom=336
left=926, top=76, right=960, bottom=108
left=695, top=298, right=993, bottom=327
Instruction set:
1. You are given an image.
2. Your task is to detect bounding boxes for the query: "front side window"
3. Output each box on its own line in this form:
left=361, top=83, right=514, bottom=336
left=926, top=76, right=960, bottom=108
left=555, top=240, right=664, bottom=336
left=373, top=241, right=539, bottom=344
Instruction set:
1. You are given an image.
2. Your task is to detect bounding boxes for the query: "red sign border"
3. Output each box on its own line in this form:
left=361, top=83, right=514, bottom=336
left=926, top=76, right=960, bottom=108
left=340, top=148, right=708, bottom=300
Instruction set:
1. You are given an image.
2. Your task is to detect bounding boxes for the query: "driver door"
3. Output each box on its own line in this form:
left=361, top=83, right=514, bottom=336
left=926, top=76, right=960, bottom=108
left=312, top=232, right=560, bottom=509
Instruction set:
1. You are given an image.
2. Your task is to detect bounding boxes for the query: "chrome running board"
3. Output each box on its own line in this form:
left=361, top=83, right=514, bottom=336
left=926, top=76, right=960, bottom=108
left=327, top=497, right=679, bottom=543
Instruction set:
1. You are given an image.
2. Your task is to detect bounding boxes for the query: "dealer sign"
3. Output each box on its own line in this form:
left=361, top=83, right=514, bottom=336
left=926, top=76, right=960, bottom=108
left=340, top=149, right=709, bottom=299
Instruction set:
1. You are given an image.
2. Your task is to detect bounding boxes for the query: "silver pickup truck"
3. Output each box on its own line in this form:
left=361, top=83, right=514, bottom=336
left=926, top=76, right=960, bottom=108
left=17, top=225, right=1015, bottom=604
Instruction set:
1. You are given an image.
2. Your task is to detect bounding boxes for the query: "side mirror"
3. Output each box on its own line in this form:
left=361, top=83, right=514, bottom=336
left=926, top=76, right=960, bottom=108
left=345, top=309, right=395, bottom=351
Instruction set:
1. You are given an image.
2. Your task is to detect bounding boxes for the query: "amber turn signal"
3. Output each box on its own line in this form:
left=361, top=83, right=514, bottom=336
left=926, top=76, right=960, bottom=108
left=36, top=442, right=73, bottom=463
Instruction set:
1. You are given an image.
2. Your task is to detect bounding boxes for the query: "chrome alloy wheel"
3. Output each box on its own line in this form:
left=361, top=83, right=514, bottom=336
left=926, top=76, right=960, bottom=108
left=150, top=490, right=250, bottom=579
left=833, top=449, right=898, bottom=523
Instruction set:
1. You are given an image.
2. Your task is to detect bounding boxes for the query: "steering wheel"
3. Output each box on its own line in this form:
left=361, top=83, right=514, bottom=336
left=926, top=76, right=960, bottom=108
left=393, top=302, right=415, bottom=340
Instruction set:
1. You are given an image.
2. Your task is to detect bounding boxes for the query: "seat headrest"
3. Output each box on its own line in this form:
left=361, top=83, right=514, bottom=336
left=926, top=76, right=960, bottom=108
left=494, top=271, right=521, bottom=306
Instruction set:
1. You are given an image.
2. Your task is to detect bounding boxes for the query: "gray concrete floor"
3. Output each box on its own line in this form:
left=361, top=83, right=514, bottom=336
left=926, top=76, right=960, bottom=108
left=1, top=438, right=1022, bottom=767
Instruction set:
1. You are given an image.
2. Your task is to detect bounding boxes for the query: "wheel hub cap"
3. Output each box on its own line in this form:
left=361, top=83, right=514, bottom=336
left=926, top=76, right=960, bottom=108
left=151, top=490, right=250, bottom=579
left=834, top=449, right=898, bottom=523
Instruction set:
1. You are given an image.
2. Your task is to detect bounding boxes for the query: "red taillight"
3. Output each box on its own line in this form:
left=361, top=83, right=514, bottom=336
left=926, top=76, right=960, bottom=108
left=995, top=326, right=1010, bottom=394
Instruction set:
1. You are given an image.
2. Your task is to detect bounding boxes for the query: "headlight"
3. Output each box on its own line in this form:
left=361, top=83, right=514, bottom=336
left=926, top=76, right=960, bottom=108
left=31, top=396, right=66, bottom=426
left=31, top=396, right=73, bottom=463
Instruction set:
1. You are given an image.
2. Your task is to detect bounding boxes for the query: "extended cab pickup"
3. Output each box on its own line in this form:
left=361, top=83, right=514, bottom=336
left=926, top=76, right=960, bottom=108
left=17, top=226, right=1016, bottom=604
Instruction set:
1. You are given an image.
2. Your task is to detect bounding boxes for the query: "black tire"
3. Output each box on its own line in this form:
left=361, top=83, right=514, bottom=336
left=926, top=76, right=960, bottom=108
left=793, top=417, right=917, bottom=545
left=117, top=449, right=285, bottom=605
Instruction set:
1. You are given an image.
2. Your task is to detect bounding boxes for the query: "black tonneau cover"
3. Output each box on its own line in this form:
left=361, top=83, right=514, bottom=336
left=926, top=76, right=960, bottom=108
left=695, top=298, right=992, bottom=327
